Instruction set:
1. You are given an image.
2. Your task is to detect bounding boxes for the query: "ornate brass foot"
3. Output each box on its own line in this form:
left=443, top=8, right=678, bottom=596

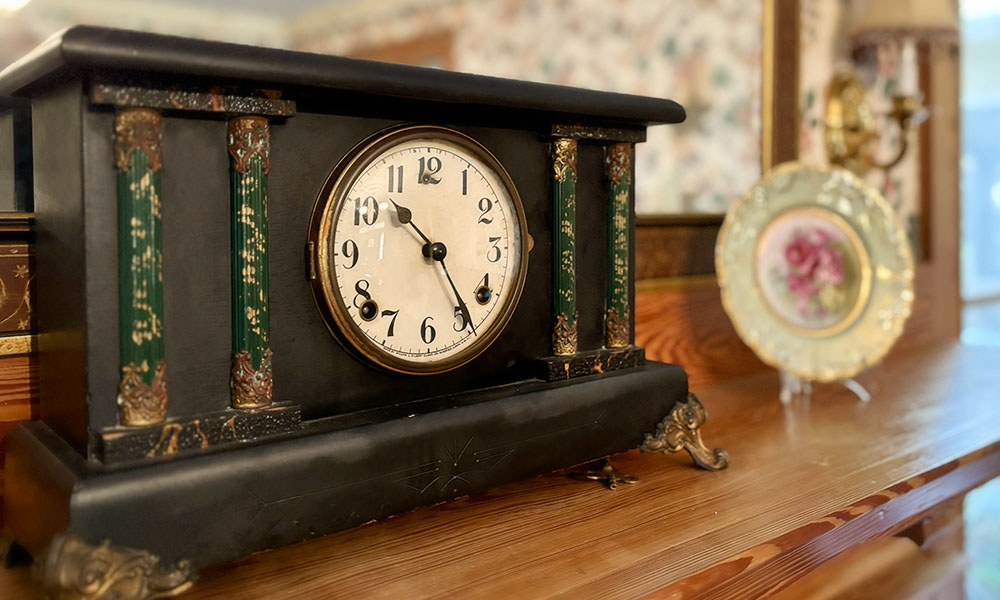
left=641, top=393, right=729, bottom=471
left=36, top=533, right=195, bottom=599
left=579, top=457, right=638, bottom=490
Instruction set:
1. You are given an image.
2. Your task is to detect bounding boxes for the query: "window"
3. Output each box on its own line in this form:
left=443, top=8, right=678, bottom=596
left=960, top=1, right=1000, bottom=302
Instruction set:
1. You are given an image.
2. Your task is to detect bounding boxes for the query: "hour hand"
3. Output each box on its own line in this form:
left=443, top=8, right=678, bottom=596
left=389, top=198, right=412, bottom=225
left=389, top=199, right=432, bottom=245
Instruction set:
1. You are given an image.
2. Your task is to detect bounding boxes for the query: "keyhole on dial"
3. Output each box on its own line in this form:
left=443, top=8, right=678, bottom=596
left=475, top=286, right=492, bottom=305
left=359, top=299, right=379, bottom=321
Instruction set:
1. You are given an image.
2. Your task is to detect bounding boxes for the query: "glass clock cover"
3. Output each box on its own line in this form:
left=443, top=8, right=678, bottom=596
left=308, top=126, right=530, bottom=375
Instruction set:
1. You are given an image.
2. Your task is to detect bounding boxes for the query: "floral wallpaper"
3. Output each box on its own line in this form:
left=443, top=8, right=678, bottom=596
left=293, top=0, right=763, bottom=215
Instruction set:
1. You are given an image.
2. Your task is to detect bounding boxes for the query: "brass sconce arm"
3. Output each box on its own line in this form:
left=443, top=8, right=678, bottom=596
left=825, top=73, right=927, bottom=175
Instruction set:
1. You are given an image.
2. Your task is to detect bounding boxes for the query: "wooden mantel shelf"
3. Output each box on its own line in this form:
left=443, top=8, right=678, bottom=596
left=2, top=342, right=999, bottom=599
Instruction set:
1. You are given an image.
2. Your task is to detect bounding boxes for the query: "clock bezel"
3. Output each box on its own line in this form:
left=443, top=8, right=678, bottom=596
left=307, top=125, right=531, bottom=376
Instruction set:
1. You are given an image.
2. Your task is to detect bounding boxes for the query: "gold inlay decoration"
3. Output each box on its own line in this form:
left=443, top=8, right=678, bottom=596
left=38, top=533, right=194, bottom=600
left=553, top=138, right=577, bottom=183
left=606, top=142, right=631, bottom=185
left=145, top=423, right=184, bottom=458
left=118, top=359, right=167, bottom=426
left=604, top=307, right=629, bottom=349
left=641, top=393, right=729, bottom=471
left=114, top=108, right=163, bottom=173
left=552, top=311, right=578, bottom=356
left=231, top=348, right=273, bottom=409
left=228, top=116, right=271, bottom=175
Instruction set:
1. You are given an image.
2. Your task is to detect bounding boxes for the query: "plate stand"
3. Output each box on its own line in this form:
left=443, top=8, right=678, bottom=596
left=779, top=370, right=873, bottom=404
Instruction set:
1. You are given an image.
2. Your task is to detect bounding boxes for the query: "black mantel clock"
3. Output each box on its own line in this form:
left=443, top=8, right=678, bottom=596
left=0, top=27, right=727, bottom=597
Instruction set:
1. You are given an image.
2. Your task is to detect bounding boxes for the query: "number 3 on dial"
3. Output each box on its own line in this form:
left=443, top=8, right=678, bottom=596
left=307, top=125, right=530, bottom=375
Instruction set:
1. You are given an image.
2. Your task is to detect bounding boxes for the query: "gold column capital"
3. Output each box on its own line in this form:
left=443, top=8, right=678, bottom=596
left=606, top=142, right=631, bottom=185
left=114, top=108, right=163, bottom=173
left=553, top=138, right=577, bottom=183
left=228, top=116, right=271, bottom=175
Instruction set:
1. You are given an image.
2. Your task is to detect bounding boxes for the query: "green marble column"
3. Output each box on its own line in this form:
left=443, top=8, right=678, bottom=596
left=605, top=142, right=632, bottom=348
left=552, top=138, right=577, bottom=356
left=114, top=108, right=167, bottom=426
left=228, top=116, right=272, bottom=408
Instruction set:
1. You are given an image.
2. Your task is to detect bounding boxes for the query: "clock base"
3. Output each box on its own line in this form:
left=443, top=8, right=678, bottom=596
left=5, top=361, right=692, bottom=571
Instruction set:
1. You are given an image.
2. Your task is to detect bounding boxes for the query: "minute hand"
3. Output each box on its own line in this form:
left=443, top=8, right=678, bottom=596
left=439, top=258, right=477, bottom=336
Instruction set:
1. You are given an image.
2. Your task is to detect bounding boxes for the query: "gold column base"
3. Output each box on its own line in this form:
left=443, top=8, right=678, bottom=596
left=36, top=534, right=195, bottom=600
left=231, top=349, right=274, bottom=409
left=641, top=392, right=730, bottom=471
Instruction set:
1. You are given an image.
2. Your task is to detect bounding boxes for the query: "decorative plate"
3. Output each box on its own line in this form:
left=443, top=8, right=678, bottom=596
left=716, top=163, right=914, bottom=382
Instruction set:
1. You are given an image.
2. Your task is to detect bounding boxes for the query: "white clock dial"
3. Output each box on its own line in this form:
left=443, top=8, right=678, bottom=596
left=310, top=127, right=529, bottom=374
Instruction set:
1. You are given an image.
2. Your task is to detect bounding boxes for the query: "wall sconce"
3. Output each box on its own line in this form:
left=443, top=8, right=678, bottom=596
left=824, top=0, right=957, bottom=175
left=825, top=71, right=926, bottom=174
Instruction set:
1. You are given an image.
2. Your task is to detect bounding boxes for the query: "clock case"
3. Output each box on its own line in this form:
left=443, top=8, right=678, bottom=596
left=0, top=27, right=726, bottom=583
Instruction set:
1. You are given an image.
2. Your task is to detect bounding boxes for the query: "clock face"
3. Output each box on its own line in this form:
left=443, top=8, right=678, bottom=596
left=308, top=126, right=530, bottom=375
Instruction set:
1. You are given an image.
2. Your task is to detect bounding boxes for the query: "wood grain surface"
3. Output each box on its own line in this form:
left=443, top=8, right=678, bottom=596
left=2, top=341, right=996, bottom=599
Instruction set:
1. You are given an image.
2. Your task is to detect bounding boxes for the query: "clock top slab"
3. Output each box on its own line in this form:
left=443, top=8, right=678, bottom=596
left=0, top=26, right=685, bottom=127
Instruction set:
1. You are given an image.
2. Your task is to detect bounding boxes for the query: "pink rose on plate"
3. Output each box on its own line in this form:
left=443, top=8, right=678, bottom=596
left=787, top=271, right=817, bottom=298
left=778, top=227, right=851, bottom=319
left=789, top=272, right=818, bottom=317
left=809, top=228, right=832, bottom=247
left=784, top=236, right=817, bottom=276
left=814, top=246, right=845, bottom=285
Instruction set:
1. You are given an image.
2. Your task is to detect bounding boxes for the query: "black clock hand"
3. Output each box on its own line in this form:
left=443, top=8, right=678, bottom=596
left=389, top=199, right=476, bottom=335
left=389, top=199, right=432, bottom=245
left=439, top=258, right=477, bottom=336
